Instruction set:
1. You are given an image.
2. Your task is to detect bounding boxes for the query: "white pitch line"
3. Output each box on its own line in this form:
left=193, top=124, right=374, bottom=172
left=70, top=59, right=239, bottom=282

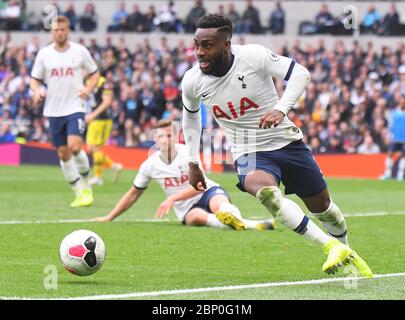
left=1, top=272, right=404, bottom=300
left=0, top=218, right=173, bottom=225
left=1, top=211, right=404, bottom=225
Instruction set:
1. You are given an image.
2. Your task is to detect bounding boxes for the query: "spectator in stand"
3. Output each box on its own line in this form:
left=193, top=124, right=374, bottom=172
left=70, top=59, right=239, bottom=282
left=226, top=3, right=241, bottom=34
left=4, top=0, right=22, bottom=31
left=63, top=1, right=77, bottom=31
left=361, top=4, right=381, bottom=35
left=378, top=3, right=400, bottom=36
left=269, top=1, right=285, bottom=34
left=79, top=2, right=97, bottom=32
left=314, top=4, right=335, bottom=34
left=184, top=0, right=206, bottom=33
left=155, top=1, right=177, bottom=33
left=0, top=123, right=15, bottom=143
left=7, top=64, right=29, bottom=96
left=240, top=0, right=262, bottom=34
left=127, top=4, right=145, bottom=32
left=390, top=65, right=405, bottom=96
left=357, top=133, right=381, bottom=154
left=107, top=1, right=128, bottom=32
left=143, top=5, right=157, bottom=32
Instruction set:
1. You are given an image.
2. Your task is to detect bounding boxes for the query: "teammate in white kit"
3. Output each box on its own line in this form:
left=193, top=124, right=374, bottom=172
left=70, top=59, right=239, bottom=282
left=93, top=120, right=275, bottom=231
left=30, top=16, right=100, bottom=207
left=182, top=14, right=373, bottom=277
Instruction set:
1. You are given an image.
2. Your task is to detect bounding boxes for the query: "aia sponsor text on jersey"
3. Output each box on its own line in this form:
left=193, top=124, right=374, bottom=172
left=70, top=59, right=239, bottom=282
left=51, top=67, right=74, bottom=77
left=163, top=175, right=189, bottom=189
left=212, top=97, right=259, bottom=120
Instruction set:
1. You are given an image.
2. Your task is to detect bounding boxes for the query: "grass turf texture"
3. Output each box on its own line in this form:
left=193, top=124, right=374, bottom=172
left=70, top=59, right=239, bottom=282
left=0, top=165, right=404, bottom=300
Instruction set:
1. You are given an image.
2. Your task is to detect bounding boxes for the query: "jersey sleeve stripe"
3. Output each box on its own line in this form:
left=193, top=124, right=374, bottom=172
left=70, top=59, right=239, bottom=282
left=133, top=184, right=147, bottom=190
left=31, top=76, right=44, bottom=82
left=183, top=103, right=200, bottom=113
left=284, top=60, right=296, bottom=82
left=88, top=68, right=99, bottom=76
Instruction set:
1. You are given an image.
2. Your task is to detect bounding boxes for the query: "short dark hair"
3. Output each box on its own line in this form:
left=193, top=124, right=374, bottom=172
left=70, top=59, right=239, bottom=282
left=196, top=14, right=233, bottom=39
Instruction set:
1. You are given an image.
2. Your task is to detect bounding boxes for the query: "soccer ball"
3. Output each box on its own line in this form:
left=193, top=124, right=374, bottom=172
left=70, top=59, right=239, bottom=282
left=59, top=229, right=106, bottom=276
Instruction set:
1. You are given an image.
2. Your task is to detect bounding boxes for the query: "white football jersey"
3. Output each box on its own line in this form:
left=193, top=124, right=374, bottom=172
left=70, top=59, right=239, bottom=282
left=133, top=144, right=218, bottom=220
left=182, top=44, right=304, bottom=161
left=31, top=41, right=98, bottom=117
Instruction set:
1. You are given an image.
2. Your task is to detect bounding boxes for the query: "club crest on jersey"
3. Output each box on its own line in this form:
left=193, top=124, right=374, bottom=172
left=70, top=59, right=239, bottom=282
left=51, top=67, right=74, bottom=77
left=237, top=74, right=247, bottom=89
left=212, top=97, right=259, bottom=120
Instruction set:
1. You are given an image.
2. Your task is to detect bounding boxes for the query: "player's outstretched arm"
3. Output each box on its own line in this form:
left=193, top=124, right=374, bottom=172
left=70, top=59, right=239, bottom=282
left=92, top=186, right=144, bottom=222
left=155, top=185, right=203, bottom=218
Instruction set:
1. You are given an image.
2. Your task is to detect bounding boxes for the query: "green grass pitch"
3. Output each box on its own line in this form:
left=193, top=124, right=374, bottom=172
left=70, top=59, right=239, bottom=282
left=0, top=165, right=404, bottom=300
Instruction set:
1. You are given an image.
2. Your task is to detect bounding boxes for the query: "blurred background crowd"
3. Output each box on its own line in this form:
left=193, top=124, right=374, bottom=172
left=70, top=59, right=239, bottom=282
left=1, top=0, right=405, bottom=35
left=1, top=0, right=405, bottom=156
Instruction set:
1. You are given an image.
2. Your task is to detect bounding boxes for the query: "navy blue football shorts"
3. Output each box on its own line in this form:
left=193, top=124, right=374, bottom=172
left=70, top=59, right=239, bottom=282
left=183, top=186, right=230, bottom=223
left=234, top=140, right=327, bottom=198
left=48, top=112, right=86, bottom=148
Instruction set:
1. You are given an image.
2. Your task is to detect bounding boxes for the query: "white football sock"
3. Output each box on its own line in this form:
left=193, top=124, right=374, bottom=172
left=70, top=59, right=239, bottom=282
left=257, top=186, right=330, bottom=246
left=384, top=157, right=393, bottom=177
left=397, top=157, right=405, bottom=180
left=206, top=214, right=227, bottom=229
left=60, top=158, right=81, bottom=197
left=311, top=201, right=348, bottom=245
left=219, top=202, right=242, bottom=218
left=73, top=150, right=91, bottom=189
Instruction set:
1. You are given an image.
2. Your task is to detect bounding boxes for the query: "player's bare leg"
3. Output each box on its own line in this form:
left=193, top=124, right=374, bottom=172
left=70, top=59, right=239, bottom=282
left=244, top=170, right=361, bottom=275
left=208, top=194, right=275, bottom=231
left=301, top=189, right=373, bottom=277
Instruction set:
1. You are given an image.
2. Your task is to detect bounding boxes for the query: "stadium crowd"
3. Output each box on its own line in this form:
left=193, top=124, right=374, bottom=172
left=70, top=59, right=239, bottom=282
left=2, top=0, right=405, bottom=36
left=1, top=31, right=404, bottom=155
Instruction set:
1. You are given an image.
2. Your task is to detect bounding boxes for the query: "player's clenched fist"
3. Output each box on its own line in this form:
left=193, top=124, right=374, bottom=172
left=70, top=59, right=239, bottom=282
left=188, top=163, right=207, bottom=191
left=259, top=110, right=285, bottom=129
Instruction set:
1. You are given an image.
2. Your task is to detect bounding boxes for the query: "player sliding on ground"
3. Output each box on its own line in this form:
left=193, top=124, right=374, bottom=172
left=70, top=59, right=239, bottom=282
left=93, top=120, right=276, bottom=231
left=181, top=14, right=373, bottom=277
left=30, top=15, right=99, bottom=208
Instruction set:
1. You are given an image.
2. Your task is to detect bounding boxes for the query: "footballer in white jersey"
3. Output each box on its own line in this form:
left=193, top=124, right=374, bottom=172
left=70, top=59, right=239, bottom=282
left=30, top=16, right=100, bottom=208
left=93, top=120, right=276, bottom=232
left=133, top=143, right=219, bottom=220
left=182, top=43, right=303, bottom=161
left=182, top=14, right=373, bottom=277
left=31, top=41, right=98, bottom=117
